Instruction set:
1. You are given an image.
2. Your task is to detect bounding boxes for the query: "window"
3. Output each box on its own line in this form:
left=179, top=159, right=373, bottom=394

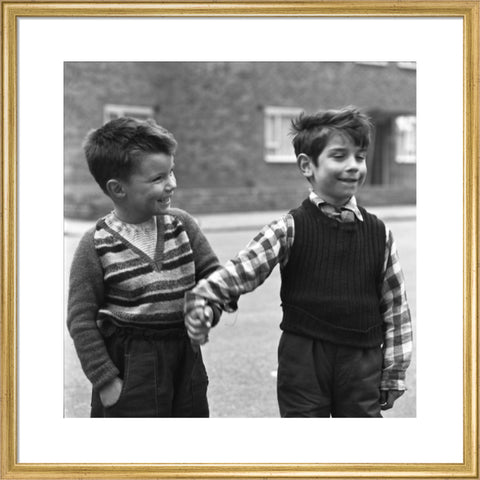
left=264, top=106, right=303, bottom=163
left=394, top=115, right=416, bottom=163
left=103, top=104, right=154, bottom=124
left=397, top=62, right=416, bottom=70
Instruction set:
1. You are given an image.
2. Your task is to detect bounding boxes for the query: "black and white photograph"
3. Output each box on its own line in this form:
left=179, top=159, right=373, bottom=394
left=64, top=61, right=417, bottom=419
left=3, top=6, right=476, bottom=477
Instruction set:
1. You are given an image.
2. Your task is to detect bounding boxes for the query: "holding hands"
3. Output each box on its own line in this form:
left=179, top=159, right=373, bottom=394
left=184, top=291, right=213, bottom=346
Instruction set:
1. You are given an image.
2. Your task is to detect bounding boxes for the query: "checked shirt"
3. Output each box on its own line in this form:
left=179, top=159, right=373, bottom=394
left=192, top=192, right=413, bottom=391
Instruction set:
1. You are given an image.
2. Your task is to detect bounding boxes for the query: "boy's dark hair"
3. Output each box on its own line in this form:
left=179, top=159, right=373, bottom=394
left=290, top=106, right=373, bottom=164
left=83, top=117, right=177, bottom=194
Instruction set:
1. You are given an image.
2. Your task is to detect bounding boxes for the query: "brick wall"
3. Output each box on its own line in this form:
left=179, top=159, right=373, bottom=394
left=65, top=183, right=416, bottom=220
left=65, top=62, right=416, bottom=219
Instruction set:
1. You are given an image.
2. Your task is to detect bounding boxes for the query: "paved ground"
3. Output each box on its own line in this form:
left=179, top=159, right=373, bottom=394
left=64, top=206, right=416, bottom=418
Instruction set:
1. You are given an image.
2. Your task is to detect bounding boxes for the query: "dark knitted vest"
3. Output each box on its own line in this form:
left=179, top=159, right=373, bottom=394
left=280, top=199, right=386, bottom=347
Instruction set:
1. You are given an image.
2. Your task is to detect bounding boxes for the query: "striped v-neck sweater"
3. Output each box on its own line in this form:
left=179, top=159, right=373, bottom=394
left=67, top=208, right=220, bottom=390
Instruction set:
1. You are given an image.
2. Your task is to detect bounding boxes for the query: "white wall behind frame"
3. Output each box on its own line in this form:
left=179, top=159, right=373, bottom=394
left=17, top=16, right=463, bottom=463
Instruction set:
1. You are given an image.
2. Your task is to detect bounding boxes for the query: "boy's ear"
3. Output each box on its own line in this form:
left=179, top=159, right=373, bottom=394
left=106, top=179, right=126, bottom=199
left=297, top=153, right=314, bottom=180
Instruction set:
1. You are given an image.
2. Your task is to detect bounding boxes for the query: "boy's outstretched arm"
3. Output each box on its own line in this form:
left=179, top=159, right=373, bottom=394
left=184, top=214, right=294, bottom=339
left=196, top=215, right=293, bottom=307
left=379, top=228, right=413, bottom=410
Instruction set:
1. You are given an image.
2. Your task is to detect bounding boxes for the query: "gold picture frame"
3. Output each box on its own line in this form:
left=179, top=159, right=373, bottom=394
left=2, top=1, right=478, bottom=478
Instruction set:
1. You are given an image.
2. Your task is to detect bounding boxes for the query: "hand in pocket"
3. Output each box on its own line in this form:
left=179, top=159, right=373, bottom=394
left=379, top=389, right=405, bottom=410
left=99, top=376, right=123, bottom=407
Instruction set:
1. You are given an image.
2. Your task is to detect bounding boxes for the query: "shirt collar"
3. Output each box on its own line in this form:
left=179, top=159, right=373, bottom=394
left=107, top=211, right=158, bottom=231
left=308, top=190, right=364, bottom=222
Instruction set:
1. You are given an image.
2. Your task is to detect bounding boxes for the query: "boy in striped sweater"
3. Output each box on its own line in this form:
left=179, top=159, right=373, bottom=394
left=67, top=117, right=221, bottom=417
left=185, top=106, right=413, bottom=417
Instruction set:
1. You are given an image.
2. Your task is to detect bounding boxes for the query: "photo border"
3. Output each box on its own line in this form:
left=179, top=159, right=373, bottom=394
left=1, top=1, right=478, bottom=478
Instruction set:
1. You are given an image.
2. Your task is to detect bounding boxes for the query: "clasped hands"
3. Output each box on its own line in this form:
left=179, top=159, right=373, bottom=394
left=184, top=292, right=214, bottom=346
left=185, top=304, right=213, bottom=346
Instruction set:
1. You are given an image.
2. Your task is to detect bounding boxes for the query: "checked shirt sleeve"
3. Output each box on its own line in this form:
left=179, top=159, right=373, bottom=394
left=191, top=214, right=294, bottom=312
left=379, top=227, right=413, bottom=391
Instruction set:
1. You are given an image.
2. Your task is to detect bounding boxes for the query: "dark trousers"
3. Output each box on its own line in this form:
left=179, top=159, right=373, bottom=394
left=91, top=327, right=209, bottom=418
left=277, top=332, right=383, bottom=417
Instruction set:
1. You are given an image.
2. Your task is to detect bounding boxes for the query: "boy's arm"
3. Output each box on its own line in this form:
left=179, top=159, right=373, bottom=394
left=174, top=209, right=223, bottom=325
left=379, top=227, right=413, bottom=392
left=67, top=229, right=120, bottom=390
left=174, top=209, right=221, bottom=281
left=191, top=214, right=294, bottom=311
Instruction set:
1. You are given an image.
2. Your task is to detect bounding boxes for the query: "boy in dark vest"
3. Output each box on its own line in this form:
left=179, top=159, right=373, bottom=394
left=185, top=106, right=413, bottom=417
left=67, top=117, right=221, bottom=417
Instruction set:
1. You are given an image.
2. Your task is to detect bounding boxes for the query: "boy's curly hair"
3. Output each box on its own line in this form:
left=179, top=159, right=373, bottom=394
left=83, top=117, right=177, bottom=195
left=290, top=106, right=373, bottom=164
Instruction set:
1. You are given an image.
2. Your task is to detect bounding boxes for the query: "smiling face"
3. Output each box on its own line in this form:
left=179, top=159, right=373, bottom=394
left=115, top=152, right=177, bottom=223
left=300, top=133, right=367, bottom=206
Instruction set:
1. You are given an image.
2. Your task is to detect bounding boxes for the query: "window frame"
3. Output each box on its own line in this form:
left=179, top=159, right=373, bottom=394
left=264, top=106, right=303, bottom=163
left=103, top=104, right=155, bottom=124
left=393, top=114, right=417, bottom=164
